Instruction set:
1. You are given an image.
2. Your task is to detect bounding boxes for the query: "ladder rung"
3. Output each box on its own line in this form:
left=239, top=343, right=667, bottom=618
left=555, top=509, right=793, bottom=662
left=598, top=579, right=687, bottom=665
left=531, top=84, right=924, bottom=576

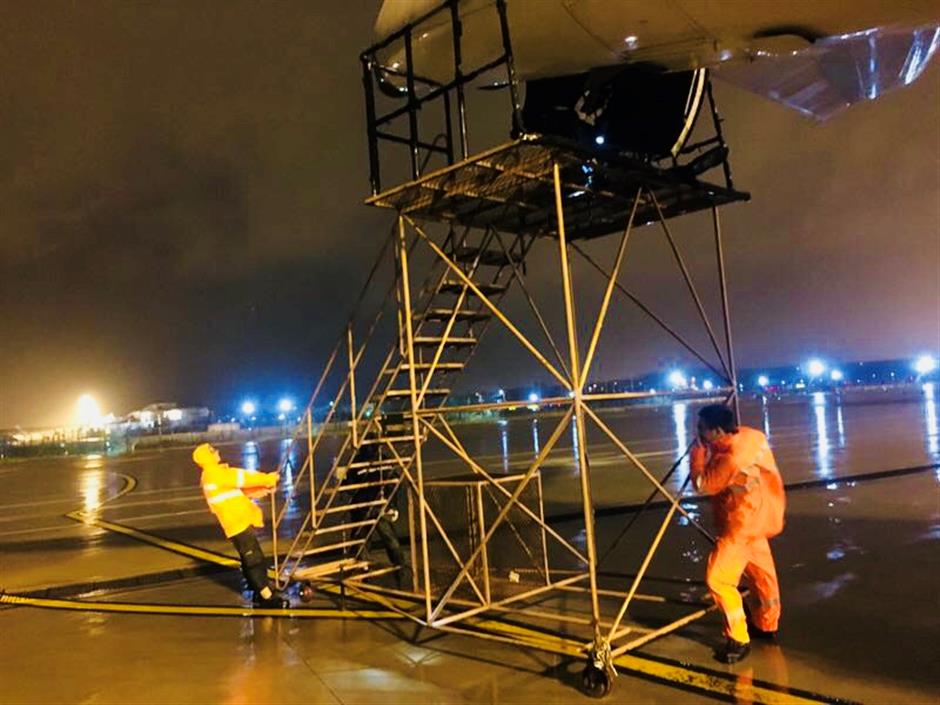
left=302, top=539, right=365, bottom=557
left=293, top=559, right=368, bottom=581
left=314, top=519, right=377, bottom=535
left=420, top=308, right=490, bottom=322
left=385, top=388, right=449, bottom=397
left=413, top=336, right=477, bottom=347
left=358, top=435, right=414, bottom=445
left=440, top=281, right=507, bottom=296
left=346, top=459, right=399, bottom=470
left=452, top=247, right=519, bottom=267
left=334, top=478, right=398, bottom=491
left=384, top=362, right=465, bottom=373
left=323, top=498, right=388, bottom=514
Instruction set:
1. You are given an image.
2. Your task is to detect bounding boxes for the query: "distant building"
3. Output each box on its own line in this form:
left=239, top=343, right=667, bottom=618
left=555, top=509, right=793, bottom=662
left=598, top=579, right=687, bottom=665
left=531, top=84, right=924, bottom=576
left=124, top=402, right=211, bottom=434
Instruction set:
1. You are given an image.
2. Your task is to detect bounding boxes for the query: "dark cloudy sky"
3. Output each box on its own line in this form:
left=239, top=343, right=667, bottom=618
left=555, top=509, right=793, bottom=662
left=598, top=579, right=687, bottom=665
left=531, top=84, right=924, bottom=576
left=1, top=2, right=938, bottom=428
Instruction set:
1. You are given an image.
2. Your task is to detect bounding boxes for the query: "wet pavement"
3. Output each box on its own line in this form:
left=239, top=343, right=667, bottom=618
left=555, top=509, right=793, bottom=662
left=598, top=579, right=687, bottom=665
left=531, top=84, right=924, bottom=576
left=1, top=389, right=938, bottom=703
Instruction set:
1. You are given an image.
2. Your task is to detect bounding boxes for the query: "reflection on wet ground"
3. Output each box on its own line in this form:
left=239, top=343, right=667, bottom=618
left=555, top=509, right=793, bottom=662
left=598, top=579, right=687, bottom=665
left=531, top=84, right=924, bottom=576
left=1, top=390, right=938, bottom=703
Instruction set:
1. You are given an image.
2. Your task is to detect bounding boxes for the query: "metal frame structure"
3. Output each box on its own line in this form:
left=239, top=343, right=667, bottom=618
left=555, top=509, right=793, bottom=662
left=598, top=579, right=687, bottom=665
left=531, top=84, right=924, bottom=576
left=268, top=0, right=750, bottom=696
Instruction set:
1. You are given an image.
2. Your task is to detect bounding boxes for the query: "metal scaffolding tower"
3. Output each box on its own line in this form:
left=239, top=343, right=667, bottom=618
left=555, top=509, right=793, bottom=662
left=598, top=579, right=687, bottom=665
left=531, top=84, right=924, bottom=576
left=270, top=1, right=750, bottom=696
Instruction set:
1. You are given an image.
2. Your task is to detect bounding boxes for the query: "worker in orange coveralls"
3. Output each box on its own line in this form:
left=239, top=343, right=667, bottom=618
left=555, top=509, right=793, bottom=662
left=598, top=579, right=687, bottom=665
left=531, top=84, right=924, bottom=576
left=193, top=443, right=288, bottom=608
left=690, top=404, right=786, bottom=663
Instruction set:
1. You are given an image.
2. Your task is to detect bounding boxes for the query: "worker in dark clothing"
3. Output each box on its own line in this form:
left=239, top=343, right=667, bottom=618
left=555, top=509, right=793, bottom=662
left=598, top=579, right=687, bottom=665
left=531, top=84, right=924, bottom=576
left=346, top=441, right=405, bottom=570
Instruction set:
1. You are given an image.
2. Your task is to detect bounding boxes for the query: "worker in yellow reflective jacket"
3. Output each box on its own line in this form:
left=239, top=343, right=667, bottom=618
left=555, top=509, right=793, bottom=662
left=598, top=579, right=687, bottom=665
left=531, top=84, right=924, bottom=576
left=193, top=443, right=288, bottom=608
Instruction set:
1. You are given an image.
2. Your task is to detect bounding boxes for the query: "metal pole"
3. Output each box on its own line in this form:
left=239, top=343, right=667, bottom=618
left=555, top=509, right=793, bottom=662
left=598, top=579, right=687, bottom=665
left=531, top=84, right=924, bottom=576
left=360, top=54, right=381, bottom=195
left=713, top=206, right=741, bottom=421
left=404, top=29, right=420, bottom=180
left=270, top=492, right=280, bottom=589
left=407, top=218, right=570, bottom=390
left=449, top=0, right=469, bottom=158
left=347, top=324, right=358, bottom=448
left=475, top=484, right=491, bottom=605
left=606, top=475, right=691, bottom=641
left=705, top=76, right=734, bottom=190
left=649, top=189, right=734, bottom=383
left=491, top=227, right=571, bottom=379
left=397, top=216, right=433, bottom=621
left=495, top=0, right=524, bottom=136
left=426, top=408, right=576, bottom=622
left=571, top=242, right=729, bottom=383
left=553, top=162, right=602, bottom=639
left=430, top=415, right=587, bottom=564
left=307, top=409, right=316, bottom=536
left=580, top=188, right=640, bottom=384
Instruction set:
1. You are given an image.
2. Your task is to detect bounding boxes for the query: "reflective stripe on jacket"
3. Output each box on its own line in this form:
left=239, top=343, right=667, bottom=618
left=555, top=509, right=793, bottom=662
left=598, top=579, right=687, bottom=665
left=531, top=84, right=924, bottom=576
left=690, top=426, right=786, bottom=540
left=200, top=463, right=276, bottom=538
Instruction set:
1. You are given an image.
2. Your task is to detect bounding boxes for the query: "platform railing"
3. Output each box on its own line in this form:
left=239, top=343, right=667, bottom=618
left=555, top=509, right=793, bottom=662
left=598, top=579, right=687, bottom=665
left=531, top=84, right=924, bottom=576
left=360, top=0, right=523, bottom=194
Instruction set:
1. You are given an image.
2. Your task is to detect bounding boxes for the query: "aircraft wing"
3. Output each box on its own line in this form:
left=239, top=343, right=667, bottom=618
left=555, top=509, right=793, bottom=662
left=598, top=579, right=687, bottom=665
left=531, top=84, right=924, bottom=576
left=371, top=0, right=940, bottom=121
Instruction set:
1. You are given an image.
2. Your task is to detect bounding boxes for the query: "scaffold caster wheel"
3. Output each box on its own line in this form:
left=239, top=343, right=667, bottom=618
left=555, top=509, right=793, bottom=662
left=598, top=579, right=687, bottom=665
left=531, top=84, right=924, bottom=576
left=580, top=664, right=611, bottom=698
left=299, top=583, right=316, bottom=603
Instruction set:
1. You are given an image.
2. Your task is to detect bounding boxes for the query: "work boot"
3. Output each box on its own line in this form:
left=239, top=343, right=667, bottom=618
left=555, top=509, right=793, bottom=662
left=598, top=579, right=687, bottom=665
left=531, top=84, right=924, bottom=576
left=714, top=638, right=751, bottom=664
left=253, top=590, right=289, bottom=609
left=259, top=595, right=290, bottom=609
left=749, top=624, right=777, bottom=640
left=744, top=604, right=778, bottom=640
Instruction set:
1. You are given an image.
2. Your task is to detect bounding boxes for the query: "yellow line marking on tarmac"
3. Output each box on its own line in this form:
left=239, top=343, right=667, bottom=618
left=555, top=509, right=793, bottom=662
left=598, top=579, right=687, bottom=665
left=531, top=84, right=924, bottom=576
left=66, top=511, right=243, bottom=568
left=316, top=584, right=829, bottom=705
left=0, top=593, right=402, bottom=620
left=65, top=470, right=836, bottom=705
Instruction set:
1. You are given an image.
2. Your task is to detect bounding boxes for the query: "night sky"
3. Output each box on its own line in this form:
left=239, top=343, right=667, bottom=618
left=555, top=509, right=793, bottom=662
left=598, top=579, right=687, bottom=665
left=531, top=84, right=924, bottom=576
left=2, top=2, right=938, bottom=428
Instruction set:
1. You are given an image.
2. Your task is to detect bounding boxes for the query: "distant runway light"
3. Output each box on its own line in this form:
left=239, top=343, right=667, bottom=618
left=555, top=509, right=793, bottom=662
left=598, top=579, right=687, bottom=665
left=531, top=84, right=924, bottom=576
left=278, top=397, right=295, bottom=413
left=594, top=135, right=605, bottom=145
left=757, top=375, right=770, bottom=387
left=807, top=359, right=826, bottom=377
left=76, top=394, right=103, bottom=427
left=830, top=369, right=844, bottom=382
left=702, top=380, right=714, bottom=391
left=528, top=392, right=541, bottom=403
left=668, top=370, right=688, bottom=389
left=915, top=355, right=937, bottom=375
left=241, top=400, right=257, bottom=416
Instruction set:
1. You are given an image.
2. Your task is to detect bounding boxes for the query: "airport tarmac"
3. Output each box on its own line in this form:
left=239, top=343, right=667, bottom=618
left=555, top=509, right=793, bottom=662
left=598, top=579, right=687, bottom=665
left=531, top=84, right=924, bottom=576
left=1, top=390, right=938, bottom=703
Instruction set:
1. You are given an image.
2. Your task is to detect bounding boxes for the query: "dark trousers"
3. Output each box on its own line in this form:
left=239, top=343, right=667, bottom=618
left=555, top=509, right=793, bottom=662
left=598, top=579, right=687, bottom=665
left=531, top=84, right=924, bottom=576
left=350, top=486, right=404, bottom=566
left=230, top=528, right=271, bottom=594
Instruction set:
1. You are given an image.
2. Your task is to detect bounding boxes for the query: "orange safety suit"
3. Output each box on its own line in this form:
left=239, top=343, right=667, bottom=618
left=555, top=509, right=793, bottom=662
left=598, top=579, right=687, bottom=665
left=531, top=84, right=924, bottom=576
left=200, top=462, right=277, bottom=539
left=691, top=425, right=786, bottom=644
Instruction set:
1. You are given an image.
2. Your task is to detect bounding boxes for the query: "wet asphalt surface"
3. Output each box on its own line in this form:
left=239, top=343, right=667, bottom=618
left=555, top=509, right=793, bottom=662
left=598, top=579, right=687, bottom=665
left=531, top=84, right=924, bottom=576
left=1, top=388, right=938, bottom=703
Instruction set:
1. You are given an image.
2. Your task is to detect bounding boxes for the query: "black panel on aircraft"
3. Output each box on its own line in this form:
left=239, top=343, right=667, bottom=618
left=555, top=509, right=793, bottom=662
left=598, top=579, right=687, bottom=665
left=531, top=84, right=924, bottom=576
left=521, top=66, right=705, bottom=161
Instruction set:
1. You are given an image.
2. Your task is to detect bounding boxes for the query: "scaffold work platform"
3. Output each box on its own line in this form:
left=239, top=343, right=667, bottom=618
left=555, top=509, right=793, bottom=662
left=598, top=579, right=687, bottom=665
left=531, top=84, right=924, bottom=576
left=366, top=136, right=750, bottom=239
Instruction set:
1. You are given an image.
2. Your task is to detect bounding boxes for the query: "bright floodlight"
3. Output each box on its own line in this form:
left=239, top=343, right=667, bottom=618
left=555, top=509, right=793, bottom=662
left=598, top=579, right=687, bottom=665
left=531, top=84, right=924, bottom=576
left=702, top=379, right=714, bottom=391
left=757, top=375, right=770, bottom=387
left=240, top=400, right=257, bottom=416
left=76, top=394, right=103, bottom=427
left=807, top=359, right=826, bottom=377
left=668, top=370, right=687, bottom=389
left=528, top=392, right=540, bottom=403
left=915, top=355, right=937, bottom=375
left=277, top=397, right=294, bottom=413
left=830, top=369, right=844, bottom=382
left=594, top=135, right=605, bottom=145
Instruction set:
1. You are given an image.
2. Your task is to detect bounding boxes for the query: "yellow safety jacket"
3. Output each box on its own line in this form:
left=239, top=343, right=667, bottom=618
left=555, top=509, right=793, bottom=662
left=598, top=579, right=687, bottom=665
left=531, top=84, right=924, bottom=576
left=200, top=462, right=277, bottom=538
